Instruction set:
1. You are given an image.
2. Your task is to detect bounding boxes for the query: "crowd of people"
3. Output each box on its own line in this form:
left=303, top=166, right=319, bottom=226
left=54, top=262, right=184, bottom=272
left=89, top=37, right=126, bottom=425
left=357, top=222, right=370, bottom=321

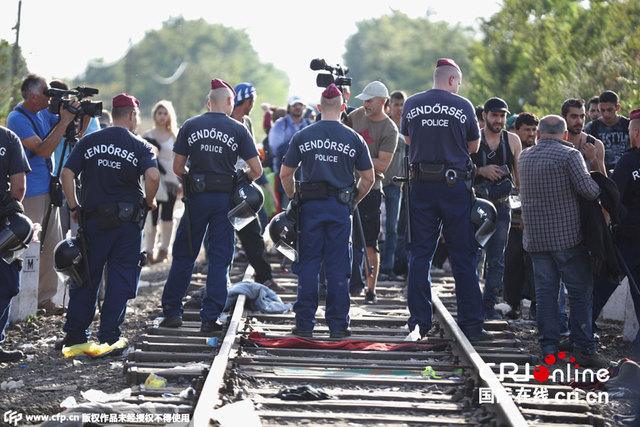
left=1, top=60, right=639, bottom=369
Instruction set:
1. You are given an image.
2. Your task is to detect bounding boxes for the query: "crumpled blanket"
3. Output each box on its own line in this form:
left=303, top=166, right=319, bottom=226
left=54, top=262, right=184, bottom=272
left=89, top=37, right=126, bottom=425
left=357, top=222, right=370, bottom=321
left=242, top=331, right=448, bottom=352
left=224, top=281, right=292, bottom=314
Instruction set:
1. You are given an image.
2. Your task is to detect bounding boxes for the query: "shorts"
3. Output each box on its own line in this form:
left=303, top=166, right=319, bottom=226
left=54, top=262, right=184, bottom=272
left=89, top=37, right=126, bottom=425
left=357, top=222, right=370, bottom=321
left=355, top=189, right=382, bottom=250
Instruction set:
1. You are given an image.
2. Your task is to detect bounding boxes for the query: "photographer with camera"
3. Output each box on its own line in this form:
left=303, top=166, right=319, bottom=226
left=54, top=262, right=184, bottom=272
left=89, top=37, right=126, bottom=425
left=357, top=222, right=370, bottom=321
left=471, top=97, right=522, bottom=320
left=279, top=84, right=374, bottom=338
left=45, top=80, right=101, bottom=238
left=6, top=74, right=82, bottom=316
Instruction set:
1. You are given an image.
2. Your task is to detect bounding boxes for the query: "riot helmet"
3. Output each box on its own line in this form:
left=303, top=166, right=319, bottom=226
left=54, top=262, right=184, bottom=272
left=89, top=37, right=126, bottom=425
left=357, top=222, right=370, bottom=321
left=0, top=213, right=34, bottom=264
left=470, top=197, right=497, bottom=247
left=227, top=182, right=264, bottom=231
left=53, top=237, right=84, bottom=288
left=267, top=212, right=298, bottom=262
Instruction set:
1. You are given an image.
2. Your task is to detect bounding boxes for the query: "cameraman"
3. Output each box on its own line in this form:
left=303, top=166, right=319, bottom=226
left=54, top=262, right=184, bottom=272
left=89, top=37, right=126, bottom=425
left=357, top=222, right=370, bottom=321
left=45, top=80, right=100, bottom=237
left=6, top=73, right=80, bottom=316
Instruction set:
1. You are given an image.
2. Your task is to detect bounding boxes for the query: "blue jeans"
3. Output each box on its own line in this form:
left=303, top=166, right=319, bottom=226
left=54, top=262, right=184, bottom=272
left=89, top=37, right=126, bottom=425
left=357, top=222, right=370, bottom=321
left=530, top=244, right=596, bottom=355
left=481, top=204, right=511, bottom=305
left=380, top=185, right=401, bottom=274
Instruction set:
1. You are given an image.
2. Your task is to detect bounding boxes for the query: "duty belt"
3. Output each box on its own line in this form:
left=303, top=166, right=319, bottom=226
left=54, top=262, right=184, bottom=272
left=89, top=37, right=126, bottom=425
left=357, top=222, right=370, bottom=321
left=411, top=163, right=471, bottom=186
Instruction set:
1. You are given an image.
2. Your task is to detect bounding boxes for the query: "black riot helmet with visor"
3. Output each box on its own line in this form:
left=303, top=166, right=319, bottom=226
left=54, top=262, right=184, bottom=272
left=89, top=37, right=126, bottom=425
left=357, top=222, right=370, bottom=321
left=0, top=212, right=34, bottom=264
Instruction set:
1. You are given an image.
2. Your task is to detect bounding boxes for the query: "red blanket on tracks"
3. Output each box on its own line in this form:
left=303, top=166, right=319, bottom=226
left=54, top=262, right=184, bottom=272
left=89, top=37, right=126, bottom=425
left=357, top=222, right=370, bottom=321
left=243, top=332, right=447, bottom=352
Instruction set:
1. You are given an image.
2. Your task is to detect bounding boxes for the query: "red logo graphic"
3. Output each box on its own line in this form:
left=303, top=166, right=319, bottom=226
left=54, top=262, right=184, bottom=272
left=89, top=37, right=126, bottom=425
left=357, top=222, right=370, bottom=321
left=533, top=351, right=579, bottom=383
left=358, top=129, right=374, bottom=145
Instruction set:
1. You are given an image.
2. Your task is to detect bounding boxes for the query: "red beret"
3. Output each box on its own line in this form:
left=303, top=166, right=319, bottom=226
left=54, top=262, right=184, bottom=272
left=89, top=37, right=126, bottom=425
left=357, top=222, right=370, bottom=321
left=630, top=109, right=640, bottom=121
left=436, top=58, right=461, bottom=73
left=321, top=84, right=342, bottom=100
left=112, top=93, right=140, bottom=109
left=211, top=78, right=235, bottom=96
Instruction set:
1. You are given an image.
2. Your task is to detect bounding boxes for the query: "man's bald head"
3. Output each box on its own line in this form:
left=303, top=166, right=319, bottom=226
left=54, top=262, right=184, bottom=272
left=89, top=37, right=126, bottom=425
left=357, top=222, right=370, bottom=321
left=537, top=115, right=568, bottom=139
left=208, top=87, right=234, bottom=115
left=433, top=65, right=462, bottom=93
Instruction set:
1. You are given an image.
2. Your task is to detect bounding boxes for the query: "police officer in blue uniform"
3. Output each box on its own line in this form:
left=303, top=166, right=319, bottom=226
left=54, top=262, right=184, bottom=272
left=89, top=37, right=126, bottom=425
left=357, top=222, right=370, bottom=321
left=400, top=59, right=490, bottom=341
left=160, top=78, right=262, bottom=333
left=280, top=84, right=374, bottom=338
left=60, top=94, right=159, bottom=347
left=0, top=126, right=31, bottom=362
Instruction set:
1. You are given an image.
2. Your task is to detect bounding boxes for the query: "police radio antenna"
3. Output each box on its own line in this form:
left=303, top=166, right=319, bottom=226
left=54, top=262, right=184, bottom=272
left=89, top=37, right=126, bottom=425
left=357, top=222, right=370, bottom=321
left=310, top=58, right=352, bottom=89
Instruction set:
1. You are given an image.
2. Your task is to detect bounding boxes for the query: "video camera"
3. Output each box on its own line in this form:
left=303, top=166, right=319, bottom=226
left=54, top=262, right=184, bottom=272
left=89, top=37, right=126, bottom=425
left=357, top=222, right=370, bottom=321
left=44, top=86, right=102, bottom=118
left=310, top=58, right=352, bottom=88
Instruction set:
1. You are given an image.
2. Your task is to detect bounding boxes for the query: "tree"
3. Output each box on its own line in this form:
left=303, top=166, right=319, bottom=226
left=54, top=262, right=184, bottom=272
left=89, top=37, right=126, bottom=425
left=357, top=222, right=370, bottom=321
left=76, top=17, right=288, bottom=138
left=0, top=39, right=27, bottom=123
left=344, top=11, right=475, bottom=99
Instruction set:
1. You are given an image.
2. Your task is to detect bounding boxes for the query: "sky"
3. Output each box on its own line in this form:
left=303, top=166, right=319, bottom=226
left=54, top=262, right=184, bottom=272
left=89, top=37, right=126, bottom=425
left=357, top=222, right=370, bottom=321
left=1, top=0, right=501, bottom=104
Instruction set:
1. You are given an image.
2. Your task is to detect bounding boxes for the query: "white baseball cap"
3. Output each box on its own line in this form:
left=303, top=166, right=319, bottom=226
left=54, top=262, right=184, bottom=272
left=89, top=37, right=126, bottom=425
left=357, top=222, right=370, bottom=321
left=355, top=81, right=389, bottom=101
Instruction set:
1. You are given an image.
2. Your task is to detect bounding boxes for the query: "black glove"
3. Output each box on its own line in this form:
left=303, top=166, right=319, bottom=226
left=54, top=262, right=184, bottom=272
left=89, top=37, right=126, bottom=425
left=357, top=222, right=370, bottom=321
left=235, top=169, right=252, bottom=186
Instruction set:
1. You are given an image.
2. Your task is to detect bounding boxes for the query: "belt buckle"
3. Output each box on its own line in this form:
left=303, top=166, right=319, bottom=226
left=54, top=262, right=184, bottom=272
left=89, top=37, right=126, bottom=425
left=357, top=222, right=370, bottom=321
left=444, top=169, right=457, bottom=187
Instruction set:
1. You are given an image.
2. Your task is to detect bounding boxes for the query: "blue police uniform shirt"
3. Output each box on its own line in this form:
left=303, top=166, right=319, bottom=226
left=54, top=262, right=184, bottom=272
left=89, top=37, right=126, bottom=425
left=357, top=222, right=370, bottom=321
left=283, top=120, right=373, bottom=189
left=173, top=112, right=258, bottom=175
left=0, top=127, right=31, bottom=197
left=400, top=89, right=479, bottom=170
left=612, top=148, right=640, bottom=226
left=64, top=127, right=157, bottom=212
left=6, top=106, right=58, bottom=197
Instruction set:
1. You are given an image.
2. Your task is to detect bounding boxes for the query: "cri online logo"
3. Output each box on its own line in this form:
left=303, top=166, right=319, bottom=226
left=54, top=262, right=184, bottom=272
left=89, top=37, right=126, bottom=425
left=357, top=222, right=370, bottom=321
left=483, top=351, right=610, bottom=384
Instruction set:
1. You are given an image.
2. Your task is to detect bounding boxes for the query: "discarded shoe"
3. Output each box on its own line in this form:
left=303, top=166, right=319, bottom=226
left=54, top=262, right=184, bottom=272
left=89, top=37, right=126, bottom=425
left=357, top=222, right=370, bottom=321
left=330, top=329, right=351, bottom=339
left=467, top=329, right=494, bottom=342
left=0, top=348, right=24, bottom=363
left=263, top=279, right=286, bottom=293
left=364, top=291, right=377, bottom=305
left=201, top=320, right=224, bottom=333
left=159, top=316, right=183, bottom=328
left=291, top=327, right=313, bottom=338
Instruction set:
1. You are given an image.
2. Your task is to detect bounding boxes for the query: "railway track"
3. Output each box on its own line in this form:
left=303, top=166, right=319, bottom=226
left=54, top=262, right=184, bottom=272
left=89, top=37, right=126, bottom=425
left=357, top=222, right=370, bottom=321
left=121, top=256, right=607, bottom=426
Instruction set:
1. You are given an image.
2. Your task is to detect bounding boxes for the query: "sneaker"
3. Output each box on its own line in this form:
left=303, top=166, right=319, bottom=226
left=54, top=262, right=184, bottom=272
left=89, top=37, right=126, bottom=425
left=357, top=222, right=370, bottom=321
left=159, top=316, right=183, bottom=328
left=291, top=327, right=313, bottom=338
left=575, top=351, right=608, bottom=369
left=483, top=304, right=503, bottom=320
left=262, top=279, right=286, bottom=293
left=201, top=320, right=224, bottom=333
left=54, top=336, right=87, bottom=350
left=0, top=349, right=24, bottom=363
left=330, top=329, right=351, bottom=339
left=364, top=291, right=377, bottom=305
left=504, top=305, right=521, bottom=320
left=39, top=300, right=64, bottom=316
left=466, top=329, right=494, bottom=342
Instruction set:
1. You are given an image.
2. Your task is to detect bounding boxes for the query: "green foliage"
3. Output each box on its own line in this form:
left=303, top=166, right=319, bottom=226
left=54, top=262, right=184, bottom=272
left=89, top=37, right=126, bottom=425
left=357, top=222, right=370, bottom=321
left=468, top=0, right=640, bottom=116
left=344, top=11, right=474, bottom=99
left=75, top=17, right=288, bottom=137
left=0, top=39, right=27, bottom=123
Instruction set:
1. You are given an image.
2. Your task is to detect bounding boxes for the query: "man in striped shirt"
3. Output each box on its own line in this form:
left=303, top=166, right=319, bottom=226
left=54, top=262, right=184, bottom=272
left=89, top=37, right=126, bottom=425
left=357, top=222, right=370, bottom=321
left=519, top=115, right=606, bottom=368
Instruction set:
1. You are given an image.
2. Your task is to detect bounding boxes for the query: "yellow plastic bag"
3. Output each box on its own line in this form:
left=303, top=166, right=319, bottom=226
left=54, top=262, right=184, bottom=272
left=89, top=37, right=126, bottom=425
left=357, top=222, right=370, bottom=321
left=62, top=338, right=128, bottom=358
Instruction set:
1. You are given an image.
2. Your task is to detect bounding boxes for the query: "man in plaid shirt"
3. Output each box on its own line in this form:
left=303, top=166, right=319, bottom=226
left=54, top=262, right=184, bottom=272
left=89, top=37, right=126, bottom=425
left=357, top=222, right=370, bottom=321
left=519, top=115, right=607, bottom=368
